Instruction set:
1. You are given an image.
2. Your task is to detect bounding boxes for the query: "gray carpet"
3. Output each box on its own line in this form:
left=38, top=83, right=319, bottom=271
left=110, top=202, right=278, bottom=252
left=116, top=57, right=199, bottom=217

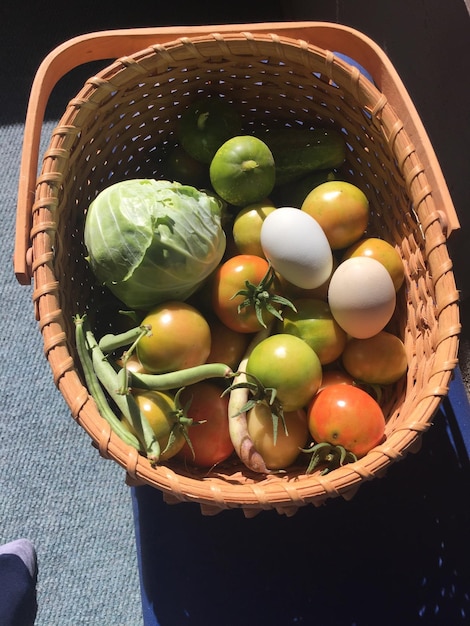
left=1, top=2, right=469, bottom=625
left=0, top=120, right=142, bottom=623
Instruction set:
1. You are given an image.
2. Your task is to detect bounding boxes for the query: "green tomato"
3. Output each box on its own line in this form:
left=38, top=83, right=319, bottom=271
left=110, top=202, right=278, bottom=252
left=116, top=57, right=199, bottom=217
left=162, top=144, right=210, bottom=188
left=123, top=390, right=186, bottom=461
left=178, top=98, right=243, bottom=164
left=209, top=136, right=276, bottom=207
left=278, top=298, right=347, bottom=365
left=246, top=333, right=322, bottom=411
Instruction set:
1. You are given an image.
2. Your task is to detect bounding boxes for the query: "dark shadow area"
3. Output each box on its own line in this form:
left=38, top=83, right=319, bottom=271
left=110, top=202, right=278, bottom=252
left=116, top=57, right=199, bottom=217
left=133, top=409, right=470, bottom=626
left=0, top=2, right=287, bottom=122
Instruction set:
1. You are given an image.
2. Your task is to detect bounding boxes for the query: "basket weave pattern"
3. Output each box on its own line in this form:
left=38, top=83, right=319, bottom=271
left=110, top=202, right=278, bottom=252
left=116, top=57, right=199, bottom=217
left=30, top=32, right=460, bottom=516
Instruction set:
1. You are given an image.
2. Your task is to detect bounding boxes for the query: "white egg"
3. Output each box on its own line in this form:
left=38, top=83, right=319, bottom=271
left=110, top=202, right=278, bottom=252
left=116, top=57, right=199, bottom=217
left=260, top=206, right=333, bottom=289
left=328, top=256, right=396, bottom=339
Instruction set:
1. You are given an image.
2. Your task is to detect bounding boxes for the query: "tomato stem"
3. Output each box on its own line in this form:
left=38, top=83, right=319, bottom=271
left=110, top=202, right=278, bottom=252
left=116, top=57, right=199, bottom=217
left=302, top=442, right=357, bottom=475
left=232, top=263, right=296, bottom=329
left=224, top=371, right=288, bottom=445
left=240, top=159, right=259, bottom=172
left=197, top=111, right=209, bottom=131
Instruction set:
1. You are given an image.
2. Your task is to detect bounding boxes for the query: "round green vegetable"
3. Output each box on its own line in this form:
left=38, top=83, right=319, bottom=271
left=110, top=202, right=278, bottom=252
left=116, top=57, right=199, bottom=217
left=84, top=179, right=226, bottom=309
left=209, top=135, right=276, bottom=206
left=162, top=144, right=209, bottom=188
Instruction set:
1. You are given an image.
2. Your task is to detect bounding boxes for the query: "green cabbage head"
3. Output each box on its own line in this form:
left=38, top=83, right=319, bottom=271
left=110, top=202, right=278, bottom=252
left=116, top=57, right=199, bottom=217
left=84, top=179, right=226, bottom=309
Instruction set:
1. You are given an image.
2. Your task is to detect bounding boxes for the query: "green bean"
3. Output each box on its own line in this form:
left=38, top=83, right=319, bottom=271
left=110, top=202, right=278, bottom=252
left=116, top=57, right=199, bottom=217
left=74, top=315, right=141, bottom=451
left=98, top=321, right=234, bottom=392
left=82, top=321, right=161, bottom=464
left=127, top=363, right=234, bottom=392
left=98, top=325, right=151, bottom=353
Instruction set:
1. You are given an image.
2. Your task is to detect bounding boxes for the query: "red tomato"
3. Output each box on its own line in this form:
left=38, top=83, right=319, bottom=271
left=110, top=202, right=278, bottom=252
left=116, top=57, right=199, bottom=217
left=308, top=384, right=385, bottom=458
left=175, top=382, right=234, bottom=467
left=136, top=301, right=211, bottom=374
left=317, top=369, right=355, bottom=391
left=212, top=254, right=281, bottom=333
left=246, top=403, right=309, bottom=470
left=205, top=316, right=252, bottom=371
left=246, top=333, right=323, bottom=411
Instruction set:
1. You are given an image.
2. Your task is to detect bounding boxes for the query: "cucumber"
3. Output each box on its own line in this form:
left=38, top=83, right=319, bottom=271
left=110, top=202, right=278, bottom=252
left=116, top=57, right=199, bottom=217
left=271, top=169, right=336, bottom=208
left=256, top=127, right=346, bottom=187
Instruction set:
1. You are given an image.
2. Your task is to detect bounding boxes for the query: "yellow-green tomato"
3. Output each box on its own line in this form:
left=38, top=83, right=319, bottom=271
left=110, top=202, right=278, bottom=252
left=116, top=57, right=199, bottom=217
left=301, top=180, right=369, bottom=250
left=232, top=199, right=276, bottom=257
left=246, top=333, right=322, bottom=411
left=247, top=403, right=309, bottom=470
left=136, top=301, right=211, bottom=374
left=342, top=237, right=405, bottom=292
left=124, top=390, right=186, bottom=461
left=278, top=298, right=348, bottom=365
left=341, top=331, right=408, bottom=385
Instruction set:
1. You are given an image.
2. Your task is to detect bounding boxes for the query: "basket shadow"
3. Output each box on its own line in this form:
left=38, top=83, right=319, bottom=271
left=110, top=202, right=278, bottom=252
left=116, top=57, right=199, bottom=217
left=132, top=411, right=470, bottom=626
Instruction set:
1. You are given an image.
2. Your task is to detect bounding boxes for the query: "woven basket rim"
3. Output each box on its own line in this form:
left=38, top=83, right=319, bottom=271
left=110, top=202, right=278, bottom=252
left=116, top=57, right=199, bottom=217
left=28, top=31, right=460, bottom=515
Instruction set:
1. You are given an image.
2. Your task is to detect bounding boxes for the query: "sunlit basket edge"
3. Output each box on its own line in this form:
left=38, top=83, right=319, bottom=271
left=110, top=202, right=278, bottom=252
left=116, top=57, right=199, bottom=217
left=29, top=31, right=460, bottom=516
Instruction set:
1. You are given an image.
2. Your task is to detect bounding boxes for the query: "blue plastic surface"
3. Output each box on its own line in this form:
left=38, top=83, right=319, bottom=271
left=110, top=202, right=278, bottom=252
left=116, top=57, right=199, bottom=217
left=333, top=52, right=375, bottom=84
left=132, top=371, right=470, bottom=626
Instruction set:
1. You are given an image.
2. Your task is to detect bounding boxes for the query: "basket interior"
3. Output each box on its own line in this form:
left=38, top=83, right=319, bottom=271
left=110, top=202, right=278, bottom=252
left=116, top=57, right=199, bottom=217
left=31, top=33, right=460, bottom=514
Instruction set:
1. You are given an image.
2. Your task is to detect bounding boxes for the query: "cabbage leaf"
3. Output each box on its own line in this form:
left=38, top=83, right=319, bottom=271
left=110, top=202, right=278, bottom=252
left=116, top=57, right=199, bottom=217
left=84, top=179, right=226, bottom=309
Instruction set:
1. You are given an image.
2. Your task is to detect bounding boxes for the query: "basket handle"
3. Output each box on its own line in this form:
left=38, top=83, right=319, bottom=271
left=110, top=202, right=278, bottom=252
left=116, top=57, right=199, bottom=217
left=14, top=21, right=460, bottom=284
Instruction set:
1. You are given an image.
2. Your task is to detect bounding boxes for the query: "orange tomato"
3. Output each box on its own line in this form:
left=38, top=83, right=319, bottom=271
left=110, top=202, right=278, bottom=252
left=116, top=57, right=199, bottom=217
left=301, top=180, right=369, bottom=249
left=342, top=237, right=405, bottom=291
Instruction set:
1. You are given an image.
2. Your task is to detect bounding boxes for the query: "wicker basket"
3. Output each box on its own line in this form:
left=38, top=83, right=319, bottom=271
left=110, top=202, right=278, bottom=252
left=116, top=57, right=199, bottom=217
left=14, top=23, right=461, bottom=516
